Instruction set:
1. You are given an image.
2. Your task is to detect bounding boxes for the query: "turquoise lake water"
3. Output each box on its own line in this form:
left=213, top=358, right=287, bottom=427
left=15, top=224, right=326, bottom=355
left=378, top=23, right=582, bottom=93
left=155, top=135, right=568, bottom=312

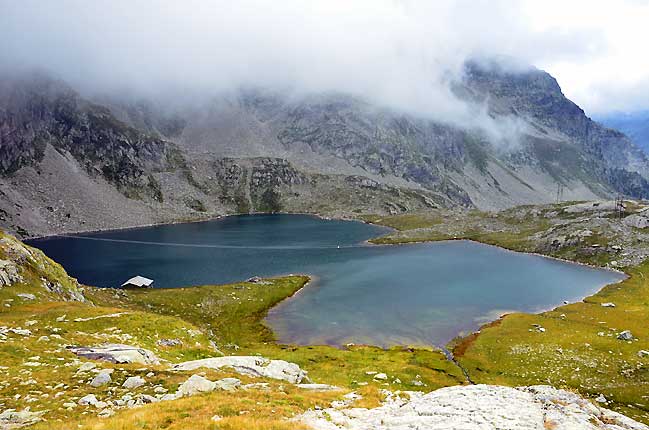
left=29, top=214, right=625, bottom=346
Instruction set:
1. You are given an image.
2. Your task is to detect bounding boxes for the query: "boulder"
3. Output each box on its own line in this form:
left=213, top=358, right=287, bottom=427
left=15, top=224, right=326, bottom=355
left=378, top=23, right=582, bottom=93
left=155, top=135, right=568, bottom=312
left=122, top=376, right=146, bottom=389
left=77, top=362, right=97, bottom=373
left=137, top=394, right=159, bottom=404
left=299, top=385, right=649, bottom=430
left=79, top=394, right=99, bottom=406
left=617, top=330, right=634, bottom=341
left=177, top=374, right=216, bottom=397
left=373, top=373, right=388, bottom=381
left=89, top=372, right=112, bottom=387
left=16, top=293, right=36, bottom=301
left=172, top=356, right=309, bottom=384
left=601, top=302, right=616, bottom=308
left=68, top=344, right=160, bottom=365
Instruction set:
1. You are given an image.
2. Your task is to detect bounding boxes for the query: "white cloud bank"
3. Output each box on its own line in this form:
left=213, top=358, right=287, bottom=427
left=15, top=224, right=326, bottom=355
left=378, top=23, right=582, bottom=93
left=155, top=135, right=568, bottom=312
left=1, top=0, right=647, bottom=116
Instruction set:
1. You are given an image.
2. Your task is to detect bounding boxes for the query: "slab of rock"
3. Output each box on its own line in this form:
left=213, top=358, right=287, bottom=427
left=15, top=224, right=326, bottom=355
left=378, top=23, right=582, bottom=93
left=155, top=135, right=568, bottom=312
left=0, top=408, right=46, bottom=429
left=215, top=377, right=241, bottom=391
left=77, top=362, right=96, bottom=373
left=122, top=376, right=146, bottom=389
left=299, top=385, right=649, bottom=430
left=16, top=293, right=36, bottom=301
left=172, top=356, right=309, bottom=384
left=68, top=344, right=160, bottom=365
left=623, top=214, right=649, bottom=229
left=177, top=374, right=216, bottom=396
left=297, top=384, right=342, bottom=391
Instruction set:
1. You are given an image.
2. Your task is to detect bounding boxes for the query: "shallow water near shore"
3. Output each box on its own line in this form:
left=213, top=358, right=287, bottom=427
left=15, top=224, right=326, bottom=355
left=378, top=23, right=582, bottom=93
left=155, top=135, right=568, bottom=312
left=28, top=214, right=625, bottom=346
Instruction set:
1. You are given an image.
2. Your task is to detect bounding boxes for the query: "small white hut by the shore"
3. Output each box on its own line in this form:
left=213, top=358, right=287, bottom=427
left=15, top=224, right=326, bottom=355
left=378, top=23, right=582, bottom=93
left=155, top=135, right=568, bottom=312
left=120, top=275, right=154, bottom=289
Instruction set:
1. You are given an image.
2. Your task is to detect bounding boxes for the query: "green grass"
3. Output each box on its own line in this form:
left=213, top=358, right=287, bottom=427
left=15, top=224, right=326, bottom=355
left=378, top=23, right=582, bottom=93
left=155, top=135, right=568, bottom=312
left=0, top=230, right=465, bottom=429
left=453, top=261, right=649, bottom=423
left=366, top=204, right=649, bottom=424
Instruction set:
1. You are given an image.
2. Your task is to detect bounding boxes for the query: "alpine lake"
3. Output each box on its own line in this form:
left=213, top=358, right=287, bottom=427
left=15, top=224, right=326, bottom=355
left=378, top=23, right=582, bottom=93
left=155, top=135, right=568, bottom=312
left=29, top=214, right=625, bottom=347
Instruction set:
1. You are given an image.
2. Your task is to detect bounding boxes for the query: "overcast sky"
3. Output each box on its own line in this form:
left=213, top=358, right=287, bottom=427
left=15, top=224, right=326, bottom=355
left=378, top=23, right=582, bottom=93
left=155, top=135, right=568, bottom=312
left=2, top=0, right=648, bottom=115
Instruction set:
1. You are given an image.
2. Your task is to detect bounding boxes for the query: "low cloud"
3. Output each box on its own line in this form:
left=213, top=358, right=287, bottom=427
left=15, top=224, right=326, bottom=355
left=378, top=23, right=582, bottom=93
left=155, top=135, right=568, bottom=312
left=0, top=0, right=634, bottom=139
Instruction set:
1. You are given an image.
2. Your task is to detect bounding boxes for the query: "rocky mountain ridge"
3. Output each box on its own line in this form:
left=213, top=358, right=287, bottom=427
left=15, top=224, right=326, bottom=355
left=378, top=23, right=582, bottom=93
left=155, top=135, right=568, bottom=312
left=1, top=62, right=649, bottom=237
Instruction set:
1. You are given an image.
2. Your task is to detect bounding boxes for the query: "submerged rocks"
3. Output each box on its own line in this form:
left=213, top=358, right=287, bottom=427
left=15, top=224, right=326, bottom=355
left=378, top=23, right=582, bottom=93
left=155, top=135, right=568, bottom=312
left=299, top=385, right=649, bottom=430
left=172, top=356, right=309, bottom=384
left=68, top=344, right=160, bottom=365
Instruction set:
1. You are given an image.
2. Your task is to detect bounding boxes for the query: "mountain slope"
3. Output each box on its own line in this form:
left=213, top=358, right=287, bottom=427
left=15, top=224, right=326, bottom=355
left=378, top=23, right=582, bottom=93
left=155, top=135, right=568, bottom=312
left=597, top=110, right=649, bottom=155
left=1, top=61, right=649, bottom=237
left=112, top=62, right=649, bottom=210
left=0, top=74, right=444, bottom=237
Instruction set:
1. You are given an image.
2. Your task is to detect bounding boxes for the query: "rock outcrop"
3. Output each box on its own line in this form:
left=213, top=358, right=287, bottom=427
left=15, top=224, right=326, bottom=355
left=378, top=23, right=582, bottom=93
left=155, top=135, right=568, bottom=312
left=68, top=344, right=161, bottom=365
left=3, top=59, right=649, bottom=236
left=172, top=356, right=309, bottom=384
left=299, top=385, right=649, bottom=430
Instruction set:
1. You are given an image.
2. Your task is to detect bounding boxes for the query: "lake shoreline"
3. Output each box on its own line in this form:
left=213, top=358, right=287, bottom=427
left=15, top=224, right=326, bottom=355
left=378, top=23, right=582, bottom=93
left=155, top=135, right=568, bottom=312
left=25, top=211, right=374, bottom=240
left=27, top=211, right=628, bottom=353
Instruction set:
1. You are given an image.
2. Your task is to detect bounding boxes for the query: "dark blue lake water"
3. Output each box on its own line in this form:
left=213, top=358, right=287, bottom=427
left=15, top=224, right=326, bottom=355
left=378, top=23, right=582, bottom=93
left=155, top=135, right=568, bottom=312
left=28, top=214, right=624, bottom=346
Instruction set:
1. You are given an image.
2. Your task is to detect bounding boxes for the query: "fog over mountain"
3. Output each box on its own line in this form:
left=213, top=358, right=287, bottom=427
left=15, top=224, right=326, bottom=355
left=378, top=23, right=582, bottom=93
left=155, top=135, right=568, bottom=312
left=0, top=1, right=618, bottom=124
left=2, top=0, right=649, bottom=237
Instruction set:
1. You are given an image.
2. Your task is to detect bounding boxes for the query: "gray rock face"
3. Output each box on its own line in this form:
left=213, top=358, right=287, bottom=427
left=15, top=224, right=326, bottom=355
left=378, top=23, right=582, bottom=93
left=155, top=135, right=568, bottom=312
left=172, top=356, right=309, bottom=384
left=0, top=259, right=21, bottom=287
left=68, top=344, right=160, bottom=365
left=623, top=214, right=649, bottom=229
left=300, top=385, right=649, bottom=430
left=5, top=60, right=649, bottom=237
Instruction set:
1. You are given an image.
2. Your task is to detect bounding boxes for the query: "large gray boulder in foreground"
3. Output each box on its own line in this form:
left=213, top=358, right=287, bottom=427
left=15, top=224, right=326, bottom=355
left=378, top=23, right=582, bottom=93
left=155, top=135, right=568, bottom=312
left=300, top=385, right=649, bottom=430
left=68, top=344, right=160, bottom=365
left=172, top=356, right=309, bottom=384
